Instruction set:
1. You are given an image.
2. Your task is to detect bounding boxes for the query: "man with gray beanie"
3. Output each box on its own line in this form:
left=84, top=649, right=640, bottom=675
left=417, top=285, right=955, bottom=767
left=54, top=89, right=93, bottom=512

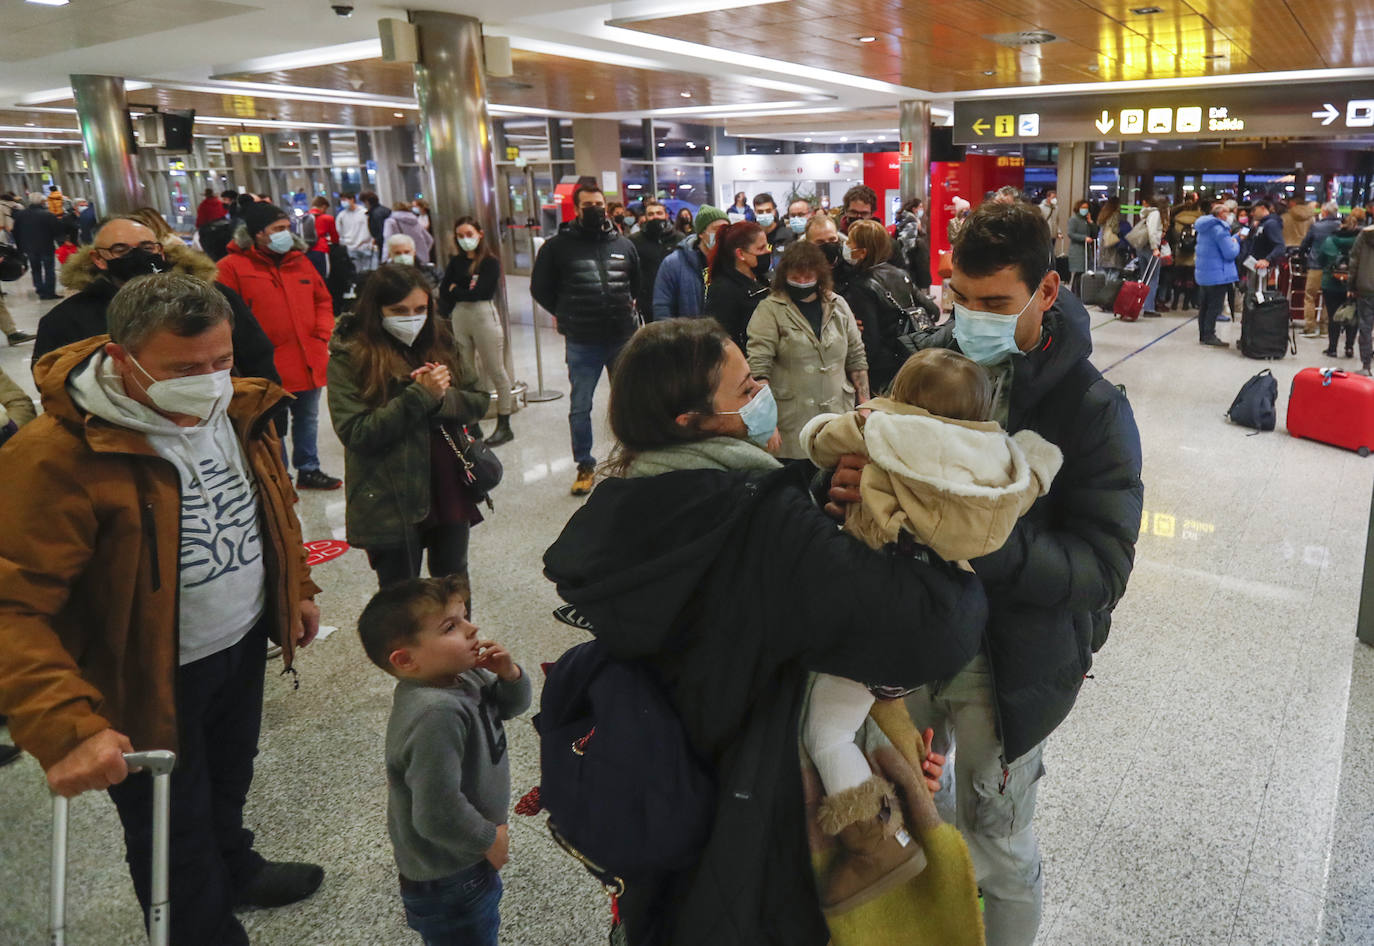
left=218, top=202, right=341, bottom=490
left=0, top=272, right=325, bottom=945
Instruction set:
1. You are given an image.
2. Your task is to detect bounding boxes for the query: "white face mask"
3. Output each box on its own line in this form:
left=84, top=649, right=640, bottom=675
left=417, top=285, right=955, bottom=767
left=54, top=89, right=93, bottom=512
left=392, top=253, right=415, bottom=266
left=267, top=230, right=294, bottom=254
left=458, top=236, right=480, bottom=252
left=383, top=314, right=427, bottom=347
left=702, top=232, right=718, bottom=250
left=130, top=355, right=232, bottom=422
left=841, top=242, right=857, bottom=264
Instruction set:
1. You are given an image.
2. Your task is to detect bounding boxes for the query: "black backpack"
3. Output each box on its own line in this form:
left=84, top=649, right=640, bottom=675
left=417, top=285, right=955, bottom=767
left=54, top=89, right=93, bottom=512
left=1227, top=369, right=1278, bottom=431
left=527, top=606, right=715, bottom=880
left=0, top=242, right=26, bottom=282
left=1332, top=247, right=1352, bottom=283
left=1179, top=222, right=1198, bottom=254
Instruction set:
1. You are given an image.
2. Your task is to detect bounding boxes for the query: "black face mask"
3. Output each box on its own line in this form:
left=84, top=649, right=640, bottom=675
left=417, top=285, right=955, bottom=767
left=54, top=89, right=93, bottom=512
left=751, top=252, right=772, bottom=279
left=105, top=249, right=167, bottom=283
left=785, top=282, right=818, bottom=303
left=819, top=242, right=843, bottom=267
left=644, top=218, right=671, bottom=239
left=580, top=206, right=607, bottom=229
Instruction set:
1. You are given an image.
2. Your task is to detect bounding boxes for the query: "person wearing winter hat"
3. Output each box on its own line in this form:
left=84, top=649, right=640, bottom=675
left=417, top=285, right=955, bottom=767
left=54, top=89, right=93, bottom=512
left=217, top=203, right=342, bottom=490
left=651, top=205, right=729, bottom=321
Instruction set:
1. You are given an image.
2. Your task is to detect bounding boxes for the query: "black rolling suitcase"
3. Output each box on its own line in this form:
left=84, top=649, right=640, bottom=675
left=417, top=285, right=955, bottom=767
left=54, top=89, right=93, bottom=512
left=1079, top=241, right=1107, bottom=310
left=1239, top=271, right=1296, bottom=360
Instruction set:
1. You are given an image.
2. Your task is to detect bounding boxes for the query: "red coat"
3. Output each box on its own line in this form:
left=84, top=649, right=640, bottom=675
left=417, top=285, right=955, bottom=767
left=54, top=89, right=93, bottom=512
left=196, top=196, right=227, bottom=228
left=309, top=209, right=339, bottom=254
left=217, top=241, right=333, bottom=392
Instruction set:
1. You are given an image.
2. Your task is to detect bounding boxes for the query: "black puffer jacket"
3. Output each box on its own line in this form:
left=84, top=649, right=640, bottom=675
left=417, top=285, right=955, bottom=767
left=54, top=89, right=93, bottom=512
left=920, top=291, right=1144, bottom=762
left=530, top=219, right=639, bottom=343
left=630, top=225, right=682, bottom=319
left=703, top=265, right=770, bottom=353
left=545, top=464, right=987, bottom=945
left=843, top=262, right=939, bottom=395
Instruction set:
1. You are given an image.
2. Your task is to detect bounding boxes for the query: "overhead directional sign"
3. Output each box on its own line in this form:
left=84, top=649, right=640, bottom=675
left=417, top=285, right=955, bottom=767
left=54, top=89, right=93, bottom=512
left=953, top=81, right=1374, bottom=144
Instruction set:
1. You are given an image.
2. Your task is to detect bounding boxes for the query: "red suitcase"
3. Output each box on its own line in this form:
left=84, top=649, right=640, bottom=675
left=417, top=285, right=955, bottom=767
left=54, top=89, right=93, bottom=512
left=1114, top=256, right=1157, bottom=322
left=1287, top=367, right=1374, bottom=456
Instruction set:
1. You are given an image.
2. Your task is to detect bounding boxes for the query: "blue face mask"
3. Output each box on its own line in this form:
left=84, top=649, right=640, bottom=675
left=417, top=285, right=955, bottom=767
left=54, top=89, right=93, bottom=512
left=267, top=230, right=294, bottom=254
left=952, top=292, right=1038, bottom=366
left=719, top=383, right=778, bottom=447
left=788, top=216, right=808, bottom=234
left=756, top=212, right=775, bottom=228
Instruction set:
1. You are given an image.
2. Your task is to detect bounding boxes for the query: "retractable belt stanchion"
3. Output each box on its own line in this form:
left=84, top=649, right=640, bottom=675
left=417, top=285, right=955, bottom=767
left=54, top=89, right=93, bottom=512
left=526, top=297, right=564, bottom=403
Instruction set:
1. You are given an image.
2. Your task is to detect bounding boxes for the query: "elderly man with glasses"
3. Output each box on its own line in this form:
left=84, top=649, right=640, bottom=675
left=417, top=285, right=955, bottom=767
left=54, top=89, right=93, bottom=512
left=33, top=216, right=278, bottom=385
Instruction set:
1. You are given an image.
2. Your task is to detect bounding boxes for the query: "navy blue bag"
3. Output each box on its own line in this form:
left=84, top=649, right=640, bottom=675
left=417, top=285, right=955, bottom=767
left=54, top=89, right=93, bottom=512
left=1227, top=369, right=1278, bottom=431
left=531, top=607, right=715, bottom=878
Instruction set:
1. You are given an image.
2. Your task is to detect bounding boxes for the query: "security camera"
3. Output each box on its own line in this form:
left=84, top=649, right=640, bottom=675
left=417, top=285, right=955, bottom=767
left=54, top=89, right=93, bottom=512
left=331, top=4, right=354, bottom=16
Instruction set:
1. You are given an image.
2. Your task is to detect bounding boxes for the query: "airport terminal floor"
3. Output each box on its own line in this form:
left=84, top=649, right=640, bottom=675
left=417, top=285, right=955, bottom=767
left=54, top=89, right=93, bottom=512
left=1, top=275, right=1372, bottom=945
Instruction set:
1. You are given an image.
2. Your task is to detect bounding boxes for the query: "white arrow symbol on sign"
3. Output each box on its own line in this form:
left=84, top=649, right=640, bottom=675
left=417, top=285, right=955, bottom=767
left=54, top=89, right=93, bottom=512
left=1313, top=103, right=1339, bottom=125
left=1095, top=110, right=1114, bottom=134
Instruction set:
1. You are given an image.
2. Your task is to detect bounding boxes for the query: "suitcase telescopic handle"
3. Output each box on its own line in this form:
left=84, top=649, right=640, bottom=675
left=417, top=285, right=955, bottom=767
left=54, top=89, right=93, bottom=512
left=50, top=750, right=177, bottom=946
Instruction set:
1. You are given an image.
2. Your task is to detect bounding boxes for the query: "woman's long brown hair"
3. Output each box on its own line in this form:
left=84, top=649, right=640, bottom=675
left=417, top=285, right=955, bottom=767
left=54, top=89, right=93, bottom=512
left=453, top=216, right=500, bottom=278
left=347, top=264, right=460, bottom=407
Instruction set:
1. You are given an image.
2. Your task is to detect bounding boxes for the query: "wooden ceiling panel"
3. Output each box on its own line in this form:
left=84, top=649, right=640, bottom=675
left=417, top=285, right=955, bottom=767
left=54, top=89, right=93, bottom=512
left=623, top=0, right=1350, bottom=90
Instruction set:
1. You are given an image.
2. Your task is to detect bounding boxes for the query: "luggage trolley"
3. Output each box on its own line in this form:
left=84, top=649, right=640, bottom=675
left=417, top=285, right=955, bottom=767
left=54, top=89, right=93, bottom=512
left=50, top=750, right=177, bottom=946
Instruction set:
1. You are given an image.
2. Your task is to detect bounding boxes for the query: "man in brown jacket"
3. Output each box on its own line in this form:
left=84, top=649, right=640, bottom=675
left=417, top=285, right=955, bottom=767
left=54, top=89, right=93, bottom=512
left=0, top=272, right=324, bottom=946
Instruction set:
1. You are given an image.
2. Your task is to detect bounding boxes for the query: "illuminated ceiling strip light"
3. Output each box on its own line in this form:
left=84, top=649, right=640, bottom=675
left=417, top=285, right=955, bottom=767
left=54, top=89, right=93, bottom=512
left=641, top=100, right=811, bottom=116
left=945, top=66, right=1374, bottom=100
left=18, top=82, right=150, bottom=106
left=606, top=0, right=786, bottom=25
left=209, top=40, right=384, bottom=80
left=594, top=25, right=922, bottom=97
left=175, top=114, right=359, bottom=131
left=10, top=106, right=77, bottom=114
left=130, top=78, right=417, bottom=111
left=1, top=139, right=81, bottom=146
left=0, top=125, right=80, bottom=134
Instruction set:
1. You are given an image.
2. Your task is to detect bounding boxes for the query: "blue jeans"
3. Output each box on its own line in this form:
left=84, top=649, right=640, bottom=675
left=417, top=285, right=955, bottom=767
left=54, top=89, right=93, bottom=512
left=1135, top=248, right=1160, bottom=312
left=28, top=251, right=54, bottom=297
left=566, top=338, right=627, bottom=469
left=399, top=861, right=502, bottom=946
left=279, top=387, right=322, bottom=473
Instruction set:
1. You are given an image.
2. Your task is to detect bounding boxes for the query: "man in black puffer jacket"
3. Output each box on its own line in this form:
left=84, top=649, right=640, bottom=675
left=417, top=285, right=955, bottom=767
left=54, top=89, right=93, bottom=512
left=857, top=201, right=1140, bottom=946
left=530, top=180, right=639, bottom=495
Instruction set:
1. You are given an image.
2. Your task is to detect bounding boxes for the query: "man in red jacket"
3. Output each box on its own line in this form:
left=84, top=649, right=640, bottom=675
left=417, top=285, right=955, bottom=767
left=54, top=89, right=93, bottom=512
left=195, top=187, right=228, bottom=228
left=217, top=203, right=342, bottom=490
left=305, top=196, right=339, bottom=279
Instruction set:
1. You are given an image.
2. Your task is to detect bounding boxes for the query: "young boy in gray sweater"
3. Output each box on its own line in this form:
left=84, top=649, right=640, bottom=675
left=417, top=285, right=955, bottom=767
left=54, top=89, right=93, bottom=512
left=360, top=576, right=532, bottom=946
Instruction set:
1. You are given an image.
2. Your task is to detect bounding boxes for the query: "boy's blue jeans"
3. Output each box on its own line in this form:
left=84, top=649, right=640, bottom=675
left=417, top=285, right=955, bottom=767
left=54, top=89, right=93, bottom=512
left=399, top=860, right=502, bottom=946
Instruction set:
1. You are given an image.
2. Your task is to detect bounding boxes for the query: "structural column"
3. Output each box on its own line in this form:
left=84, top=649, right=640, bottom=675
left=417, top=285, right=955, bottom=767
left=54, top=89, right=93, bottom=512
left=572, top=119, right=622, bottom=201
left=71, top=75, right=145, bottom=217
left=1054, top=141, right=1092, bottom=255
left=409, top=10, right=511, bottom=365
left=899, top=100, right=931, bottom=209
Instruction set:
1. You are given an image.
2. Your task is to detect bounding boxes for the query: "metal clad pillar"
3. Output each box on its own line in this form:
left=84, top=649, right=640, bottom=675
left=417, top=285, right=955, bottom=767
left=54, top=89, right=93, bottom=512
left=1054, top=140, right=1091, bottom=251
left=409, top=10, right=511, bottom=362
left=899, top=100, right=931, bottom=208
left=71, top=75, right=145, bottom=216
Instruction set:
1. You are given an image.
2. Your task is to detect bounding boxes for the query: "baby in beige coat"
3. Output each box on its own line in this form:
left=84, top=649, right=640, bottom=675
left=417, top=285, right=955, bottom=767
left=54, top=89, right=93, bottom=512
left=796, top=348, right=1063, bottom=915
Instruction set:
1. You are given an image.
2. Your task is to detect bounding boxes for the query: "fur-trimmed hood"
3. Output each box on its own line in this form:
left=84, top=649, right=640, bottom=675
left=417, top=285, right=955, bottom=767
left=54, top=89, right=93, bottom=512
left=800, top=397, right=1063, bottom=561
left=60, top=240, right=219, bottom=291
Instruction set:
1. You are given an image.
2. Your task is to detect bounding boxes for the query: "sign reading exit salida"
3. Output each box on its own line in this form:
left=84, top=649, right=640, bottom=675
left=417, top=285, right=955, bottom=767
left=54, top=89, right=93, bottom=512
left=952, top=81, right=1374, bottom=145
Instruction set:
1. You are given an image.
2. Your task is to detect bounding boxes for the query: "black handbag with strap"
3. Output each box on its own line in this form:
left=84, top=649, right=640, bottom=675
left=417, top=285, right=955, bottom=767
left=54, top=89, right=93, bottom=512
left=439, top=423, right=503, bottom=509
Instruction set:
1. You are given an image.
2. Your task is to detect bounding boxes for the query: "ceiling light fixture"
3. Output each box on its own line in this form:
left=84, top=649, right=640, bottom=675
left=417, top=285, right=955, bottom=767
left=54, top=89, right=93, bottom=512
left=803, top=137, right=812, bottom=142
left=1130, top=5, right=1163, bottom=13
left=393, top=111, right=404, bottom=117
left=680, top=91, right=692, bottom=97
left=983, top=70, right=996, bottom=76
left=857, top=36, right=876, bottom=43
left=1203, top=53, right=1226, bottom=59
left=25, top=0, right=71, bottom=6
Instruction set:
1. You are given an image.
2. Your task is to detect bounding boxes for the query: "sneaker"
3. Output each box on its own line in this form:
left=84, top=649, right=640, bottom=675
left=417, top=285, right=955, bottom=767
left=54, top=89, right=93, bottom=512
left=6, top=331, right=34, bottom=345
left=296, top=470, right=342, bottom=490
left=234, top=861, right=324, bottom=910
left=265, top=642, right=283, bottom=660
left=1216, top=314, right=1232, bottom=322
left=1142, top=310, right=1161, bottom=318
left=1301, top=329, right=1323, bottom=338
left=1201, top=337, right=1230, bottom=348
left=571, top=463, right=595, bottom=496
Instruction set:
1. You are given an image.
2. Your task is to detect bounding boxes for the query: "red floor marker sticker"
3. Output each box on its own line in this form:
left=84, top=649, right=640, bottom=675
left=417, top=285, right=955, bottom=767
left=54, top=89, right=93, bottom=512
left=304, top=540, right=351, bottom=566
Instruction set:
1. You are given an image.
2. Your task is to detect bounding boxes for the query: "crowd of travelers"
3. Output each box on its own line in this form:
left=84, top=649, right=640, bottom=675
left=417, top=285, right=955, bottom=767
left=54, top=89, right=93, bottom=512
left=0, top=174, right=1146, bottom=946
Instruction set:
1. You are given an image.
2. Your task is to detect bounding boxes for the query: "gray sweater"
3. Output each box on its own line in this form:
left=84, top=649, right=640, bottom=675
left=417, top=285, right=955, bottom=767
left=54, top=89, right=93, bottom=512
left=385, top=669, right=533, bottom=881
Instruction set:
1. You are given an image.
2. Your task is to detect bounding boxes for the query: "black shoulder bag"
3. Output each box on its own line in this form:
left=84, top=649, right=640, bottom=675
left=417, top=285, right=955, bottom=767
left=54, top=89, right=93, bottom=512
left=439, top=423, right=503, bottom=509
